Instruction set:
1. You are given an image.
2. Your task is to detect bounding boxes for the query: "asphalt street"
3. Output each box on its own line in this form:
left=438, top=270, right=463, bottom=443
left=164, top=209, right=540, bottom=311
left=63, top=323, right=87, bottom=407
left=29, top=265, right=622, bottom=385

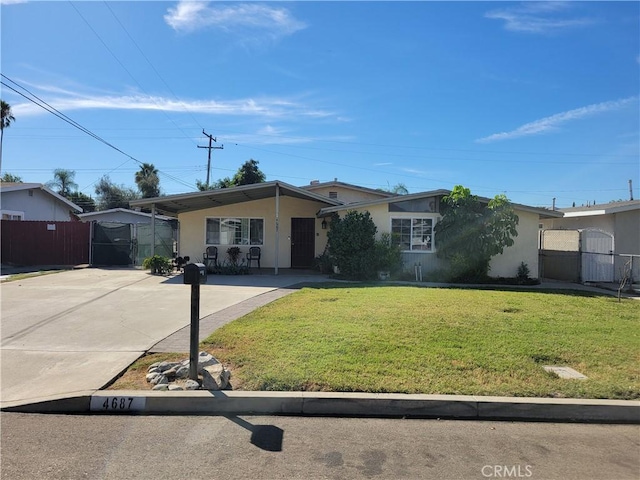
left=1, top=413, right=639, bottom=480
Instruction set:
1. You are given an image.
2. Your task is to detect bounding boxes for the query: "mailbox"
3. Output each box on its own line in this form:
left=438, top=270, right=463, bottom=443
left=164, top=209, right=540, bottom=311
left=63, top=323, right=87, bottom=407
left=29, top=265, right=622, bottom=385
left=183, top=262, right=207, bottom=285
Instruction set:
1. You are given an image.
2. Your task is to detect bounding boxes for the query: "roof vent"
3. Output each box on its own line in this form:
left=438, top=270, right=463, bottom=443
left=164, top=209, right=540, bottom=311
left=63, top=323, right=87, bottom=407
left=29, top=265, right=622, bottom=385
left=310, top=180, right=319, bottom=185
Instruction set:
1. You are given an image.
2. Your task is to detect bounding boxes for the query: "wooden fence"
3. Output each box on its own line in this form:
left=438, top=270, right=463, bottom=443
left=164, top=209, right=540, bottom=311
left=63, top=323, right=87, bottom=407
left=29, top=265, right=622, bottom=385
left=1, top=220, right=90, bottom=266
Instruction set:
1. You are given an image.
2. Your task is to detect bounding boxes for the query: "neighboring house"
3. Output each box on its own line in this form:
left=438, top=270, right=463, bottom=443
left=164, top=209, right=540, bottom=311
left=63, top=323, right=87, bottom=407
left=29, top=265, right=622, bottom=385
left=130, top=180, right=561, bottom=278
left=0, top=182, right=83, bottom=221
left=540, top=200, right=640, bottom=282
left=78, top=208, right=173, bottom=224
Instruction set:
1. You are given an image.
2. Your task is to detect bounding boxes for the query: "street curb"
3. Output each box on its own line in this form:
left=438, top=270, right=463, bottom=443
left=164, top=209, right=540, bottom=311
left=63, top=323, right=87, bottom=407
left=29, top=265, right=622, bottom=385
left=3, top=391, right=638, bottom=424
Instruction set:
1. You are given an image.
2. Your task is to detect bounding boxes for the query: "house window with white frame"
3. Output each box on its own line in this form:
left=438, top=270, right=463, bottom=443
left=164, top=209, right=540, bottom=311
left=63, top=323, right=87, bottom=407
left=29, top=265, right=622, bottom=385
left=206, top=217, right=264, bottom=246
left=391, top=218, right=433, bottom=251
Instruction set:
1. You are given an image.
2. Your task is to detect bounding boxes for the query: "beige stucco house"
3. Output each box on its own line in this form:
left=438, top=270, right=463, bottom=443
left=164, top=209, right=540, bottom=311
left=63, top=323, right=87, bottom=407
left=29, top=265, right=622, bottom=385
left=130, top=180, right=561, bottom=278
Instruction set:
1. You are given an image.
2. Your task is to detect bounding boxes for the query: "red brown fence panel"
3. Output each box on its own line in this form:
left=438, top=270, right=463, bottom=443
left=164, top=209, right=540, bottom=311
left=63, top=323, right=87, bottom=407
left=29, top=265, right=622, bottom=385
left=1, top=220, right=90, bottom=266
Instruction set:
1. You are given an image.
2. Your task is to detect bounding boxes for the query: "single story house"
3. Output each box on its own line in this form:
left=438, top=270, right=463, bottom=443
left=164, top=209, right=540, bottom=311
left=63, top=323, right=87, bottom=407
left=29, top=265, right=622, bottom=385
left=130, top=180, right=562, bottom=277
left=0, top=182, right=83, bottom=221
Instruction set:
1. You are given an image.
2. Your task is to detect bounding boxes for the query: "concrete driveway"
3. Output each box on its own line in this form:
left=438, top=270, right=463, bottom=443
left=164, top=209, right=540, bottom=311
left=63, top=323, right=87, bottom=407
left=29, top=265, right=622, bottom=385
left=1, top=268, right=326, bottom=408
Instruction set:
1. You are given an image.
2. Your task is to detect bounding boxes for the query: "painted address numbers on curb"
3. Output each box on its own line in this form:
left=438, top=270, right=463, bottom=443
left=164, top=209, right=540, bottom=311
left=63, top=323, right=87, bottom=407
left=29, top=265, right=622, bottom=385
left=90, top=396, right=146, bottom=412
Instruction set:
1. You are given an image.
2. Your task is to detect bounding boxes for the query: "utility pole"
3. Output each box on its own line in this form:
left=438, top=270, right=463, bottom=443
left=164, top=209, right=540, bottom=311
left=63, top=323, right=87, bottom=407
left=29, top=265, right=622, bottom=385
left=198, top=130, right=223, bottom=186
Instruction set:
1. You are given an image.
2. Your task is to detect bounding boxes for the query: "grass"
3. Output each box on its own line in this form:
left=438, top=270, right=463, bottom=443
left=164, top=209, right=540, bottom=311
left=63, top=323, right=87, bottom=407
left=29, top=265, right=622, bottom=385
left=196, top=285, right=639, bottom=399
left=0, top=270, right=65, bottom=282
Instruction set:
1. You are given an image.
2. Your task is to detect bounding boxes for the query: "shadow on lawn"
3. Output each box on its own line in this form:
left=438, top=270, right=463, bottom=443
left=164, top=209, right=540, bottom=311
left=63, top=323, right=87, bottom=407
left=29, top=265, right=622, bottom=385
left=297, top=281, right=614, bottom=299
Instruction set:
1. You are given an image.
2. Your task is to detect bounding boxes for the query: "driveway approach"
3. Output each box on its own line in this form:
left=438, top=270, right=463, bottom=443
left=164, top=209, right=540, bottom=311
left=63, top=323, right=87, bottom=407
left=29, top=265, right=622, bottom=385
left=1, top=268, right=325, bottom=408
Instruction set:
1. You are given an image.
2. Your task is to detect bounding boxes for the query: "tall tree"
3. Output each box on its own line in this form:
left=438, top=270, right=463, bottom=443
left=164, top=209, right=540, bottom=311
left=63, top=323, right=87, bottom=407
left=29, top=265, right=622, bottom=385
left=134, top=162, right=160, bottom=198
left=198, top=159, right=266, bottom=190
left=434, top=185, right=519, bottom=282
left=94, top=175, right=139, bottom=210
left=1, top=172, right=22, bottom=183
left=0, top=100, right=16, bottom=172
left=47, top=169, right=78, bottom=197
left=232, top=159, right=266, bottom=186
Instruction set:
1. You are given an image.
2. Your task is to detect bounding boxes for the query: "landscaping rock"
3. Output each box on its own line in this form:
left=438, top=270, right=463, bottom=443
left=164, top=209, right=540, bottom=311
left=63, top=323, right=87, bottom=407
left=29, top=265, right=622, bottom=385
left=145, top=353, right=229, bottom=391
left=184, top=379, right=200, bottom=390
left=196, top=351, right=220, bottom=373
left=201, top=364, right=230, bottom=390
left=157, top=361, right=180, bottom=373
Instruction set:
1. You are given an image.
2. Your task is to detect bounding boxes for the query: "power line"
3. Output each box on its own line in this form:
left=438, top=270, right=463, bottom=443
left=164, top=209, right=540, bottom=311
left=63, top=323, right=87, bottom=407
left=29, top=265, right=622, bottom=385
left=1, top=74, right=197, bottom=192
left=103, top=1, right=206, bottom=135
left=69, top=1, right=198, bottom=148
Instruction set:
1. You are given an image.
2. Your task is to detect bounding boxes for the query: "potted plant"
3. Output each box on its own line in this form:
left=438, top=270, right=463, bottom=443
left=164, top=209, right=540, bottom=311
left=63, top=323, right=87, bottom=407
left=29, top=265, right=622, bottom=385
left=142, top=255, right=173, bottom=275
left=227, top=247, right=241, bottom=266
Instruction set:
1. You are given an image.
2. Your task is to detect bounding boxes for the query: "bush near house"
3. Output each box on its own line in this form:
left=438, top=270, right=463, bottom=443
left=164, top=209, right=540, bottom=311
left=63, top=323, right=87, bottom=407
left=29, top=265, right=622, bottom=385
left=327, top=211, right=378, bottom=280
left=435, top=185, right=519, bottom=282
left=142, top=255, right=173, bottom=275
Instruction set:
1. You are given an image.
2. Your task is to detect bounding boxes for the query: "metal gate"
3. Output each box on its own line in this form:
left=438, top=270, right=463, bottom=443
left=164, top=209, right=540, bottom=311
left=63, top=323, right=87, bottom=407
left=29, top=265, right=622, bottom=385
left=92, top=222, right=133, bottom=266
left=581, top=229, right=614, bottom=282
left=539, top=229, right=614, bottom=283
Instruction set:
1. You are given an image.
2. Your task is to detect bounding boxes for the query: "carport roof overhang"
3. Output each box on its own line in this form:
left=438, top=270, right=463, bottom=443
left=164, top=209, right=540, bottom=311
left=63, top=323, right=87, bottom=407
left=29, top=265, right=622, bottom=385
left=129, top=181, right=341, bottom=216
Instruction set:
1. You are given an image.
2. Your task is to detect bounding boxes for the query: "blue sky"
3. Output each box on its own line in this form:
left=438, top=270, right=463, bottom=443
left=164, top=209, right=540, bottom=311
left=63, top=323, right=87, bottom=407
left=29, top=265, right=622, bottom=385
left=1, top=1, right=638, bottom=208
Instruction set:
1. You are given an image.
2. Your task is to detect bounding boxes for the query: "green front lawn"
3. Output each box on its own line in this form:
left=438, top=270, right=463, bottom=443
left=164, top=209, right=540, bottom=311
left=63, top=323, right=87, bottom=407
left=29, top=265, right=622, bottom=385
left=202, top=285, right=640, bottom=399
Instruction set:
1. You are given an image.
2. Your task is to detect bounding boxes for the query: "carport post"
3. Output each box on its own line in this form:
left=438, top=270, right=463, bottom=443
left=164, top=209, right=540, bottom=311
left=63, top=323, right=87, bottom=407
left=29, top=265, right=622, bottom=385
left=275, top=183, right=280, bottom=275
left=151, top=205, right=156, bottom=257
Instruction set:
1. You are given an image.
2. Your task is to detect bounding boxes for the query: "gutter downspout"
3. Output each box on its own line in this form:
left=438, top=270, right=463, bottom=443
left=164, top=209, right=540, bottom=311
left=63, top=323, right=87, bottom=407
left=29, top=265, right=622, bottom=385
left=275, top=183, right=280, bottom=275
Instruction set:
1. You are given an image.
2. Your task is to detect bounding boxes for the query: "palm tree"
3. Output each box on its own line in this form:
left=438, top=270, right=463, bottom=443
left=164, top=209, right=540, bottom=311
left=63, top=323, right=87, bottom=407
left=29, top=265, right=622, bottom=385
left=47, top=169, right=78, bottom=197
left=134, top=163, right=160, bottom=198
left=1, top=100, right=16, bottom=172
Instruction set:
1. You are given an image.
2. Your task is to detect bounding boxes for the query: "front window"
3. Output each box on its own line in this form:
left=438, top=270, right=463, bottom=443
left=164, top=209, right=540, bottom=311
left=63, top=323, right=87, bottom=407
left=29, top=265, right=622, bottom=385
left=391, top=218, right=433, bottom=251
left=206, top=217, right=264, bottom=246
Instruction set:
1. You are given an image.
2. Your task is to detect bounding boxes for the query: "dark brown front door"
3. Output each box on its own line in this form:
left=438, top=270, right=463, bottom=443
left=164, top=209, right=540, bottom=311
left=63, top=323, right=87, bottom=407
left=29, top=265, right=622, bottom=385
left=291, top=218, right=315, bottom=268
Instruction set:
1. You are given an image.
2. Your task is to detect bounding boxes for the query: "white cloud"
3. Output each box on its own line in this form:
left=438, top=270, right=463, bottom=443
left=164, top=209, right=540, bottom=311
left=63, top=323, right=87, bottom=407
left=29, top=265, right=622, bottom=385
left=11, top=89, right=334, bottom=120
left=485, top=1, right=593, bottom=34
left=476, top=97, right=638, bottom=143
left=0, top=0, right=28, bottom=4
left=164, top=1, right=306, bottom=38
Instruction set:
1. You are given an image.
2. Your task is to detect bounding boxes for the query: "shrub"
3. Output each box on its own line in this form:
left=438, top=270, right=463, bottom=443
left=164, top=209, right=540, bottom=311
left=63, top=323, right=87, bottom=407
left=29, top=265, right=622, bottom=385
left=327, top=211, right=378, bottom=280
left=142, top=255, right=173, bottom=275
left=313, top=252, right=333, bottom=274
left=517, top=262, right=531, bottom=284
left=373, top=233, right=403, bottom=275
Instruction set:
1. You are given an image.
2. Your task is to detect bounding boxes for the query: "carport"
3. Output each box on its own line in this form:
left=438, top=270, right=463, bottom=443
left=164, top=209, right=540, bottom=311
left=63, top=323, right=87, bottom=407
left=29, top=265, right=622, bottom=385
left=129, top=181, right=340, bottom=274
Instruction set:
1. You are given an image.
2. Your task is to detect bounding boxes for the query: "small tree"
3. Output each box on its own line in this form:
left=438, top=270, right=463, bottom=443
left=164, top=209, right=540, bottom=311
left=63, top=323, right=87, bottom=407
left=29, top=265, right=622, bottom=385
left=434, top=185, right=519, bottom=282
left=67, top=191, right=96, bottom=212
left=47, top=168, right=78, bottom=197
left=94, top=175, right=139, bottom=210
left=327, top=211, right=378, bottom=280
left=1, top=172, right=22, bottom=182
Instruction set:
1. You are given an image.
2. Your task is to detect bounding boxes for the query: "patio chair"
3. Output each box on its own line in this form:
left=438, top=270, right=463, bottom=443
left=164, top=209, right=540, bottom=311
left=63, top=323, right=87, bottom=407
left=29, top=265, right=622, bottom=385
left=246, top=246, right=261, bottom=269
left=203, top=246, right=218, bottom=269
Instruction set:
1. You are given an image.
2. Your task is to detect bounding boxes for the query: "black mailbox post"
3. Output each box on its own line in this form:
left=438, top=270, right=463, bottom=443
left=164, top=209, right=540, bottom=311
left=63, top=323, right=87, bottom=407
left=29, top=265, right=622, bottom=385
left=183, top=263, right=207, bottom=381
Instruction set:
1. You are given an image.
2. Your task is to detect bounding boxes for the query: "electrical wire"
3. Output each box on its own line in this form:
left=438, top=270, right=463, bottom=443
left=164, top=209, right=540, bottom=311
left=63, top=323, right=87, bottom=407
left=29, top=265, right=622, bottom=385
left=1, top=74, right=198, bottom=192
